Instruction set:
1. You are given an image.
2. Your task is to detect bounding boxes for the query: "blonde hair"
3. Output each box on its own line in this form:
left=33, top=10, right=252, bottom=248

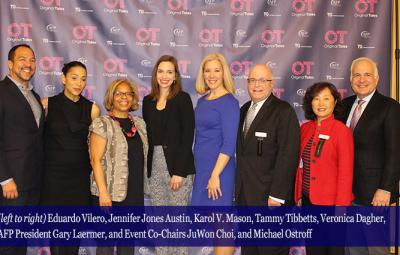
left=350, top=57, right=379, bottom=80
left=195, top=53, right=235, bottom=95
left=103, top=79, right=139, bottom=111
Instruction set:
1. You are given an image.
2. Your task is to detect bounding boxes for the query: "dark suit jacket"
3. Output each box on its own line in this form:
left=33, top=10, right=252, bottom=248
left=142, top=91, right=195, bottom=178
left=0, top=76, right=45, bottom=191
left=236, top=95, right=300, bottom=205
left=340, top=91, right=400, bottom=205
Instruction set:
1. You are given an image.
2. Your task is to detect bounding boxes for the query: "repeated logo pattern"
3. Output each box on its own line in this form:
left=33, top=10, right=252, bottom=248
left=0, top=0, right=391, bottom=122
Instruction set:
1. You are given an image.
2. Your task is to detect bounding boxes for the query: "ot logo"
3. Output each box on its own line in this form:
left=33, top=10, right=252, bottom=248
left=104, top=0, right=125, bottom=9
left=73, top=26, right=96, bottom=40
left=292, top=0, right=315, bottom=13
left=41, top=0, right=61, bottom=6
left=292, top=61, right=314, bottom=75
left=39, top=57, right=64, bottom=71
left=261, top=30, right=285, bottom=44
left=167, top=0, right=188, bottom=10
left=199, top=29, right=223, bottom=43
left=355, top=0, right=377, bottom=13
left=104, top=59, right=127, bottom=73
left=178, top=60, right=191, bottom=74
left=324, top=30, right=348, bottom=44
left=230, top=61, right=252, bottom=75
left=230, top=0, right=252, bottom=12
left=136, top=28, right=160, bottom=42
left=8, top=23, right=32, bottom=38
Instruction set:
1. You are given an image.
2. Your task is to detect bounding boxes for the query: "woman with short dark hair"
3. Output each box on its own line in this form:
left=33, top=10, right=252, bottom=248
left=40, top=61, right=100, bottom=255
left=295, top=82, right=354, bottom=255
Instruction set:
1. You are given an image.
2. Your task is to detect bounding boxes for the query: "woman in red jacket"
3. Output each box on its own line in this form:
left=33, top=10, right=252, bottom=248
left=295, top=82, right=354, bottom=255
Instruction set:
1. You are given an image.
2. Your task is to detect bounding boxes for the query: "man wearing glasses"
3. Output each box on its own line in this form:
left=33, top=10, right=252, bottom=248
left=235, top=64, right=300, bottom=255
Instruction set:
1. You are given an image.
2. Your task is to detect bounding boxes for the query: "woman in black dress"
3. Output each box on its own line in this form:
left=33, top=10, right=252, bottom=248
left=40, top=61, right=100, bottom=255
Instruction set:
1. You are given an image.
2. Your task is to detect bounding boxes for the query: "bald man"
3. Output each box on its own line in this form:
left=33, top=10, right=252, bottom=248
left=236, top=64, right=300, bottom=255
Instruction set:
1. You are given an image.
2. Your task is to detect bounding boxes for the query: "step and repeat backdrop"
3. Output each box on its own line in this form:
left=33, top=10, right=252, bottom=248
left=0, top=0, right=392, bottom=120
left=0, top=0, right=393, bottom=255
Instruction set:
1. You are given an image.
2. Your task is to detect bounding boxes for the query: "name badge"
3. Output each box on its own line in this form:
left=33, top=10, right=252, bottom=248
left=318, top=134, right=330, bottom=140
left=255, top=132, right=267, bottom=138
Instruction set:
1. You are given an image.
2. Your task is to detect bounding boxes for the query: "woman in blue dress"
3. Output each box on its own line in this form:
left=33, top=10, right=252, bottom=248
left=191, top=53, right=239, bottom=254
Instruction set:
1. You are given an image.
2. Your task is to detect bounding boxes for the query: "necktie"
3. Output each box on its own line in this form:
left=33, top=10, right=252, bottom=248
left=350, top=99, right=365, bottom=130
left=244, top=103, right=258, bottom=137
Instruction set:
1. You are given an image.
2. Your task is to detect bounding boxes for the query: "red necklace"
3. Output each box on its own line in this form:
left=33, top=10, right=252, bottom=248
left=108, top=111, right=137, bottom=137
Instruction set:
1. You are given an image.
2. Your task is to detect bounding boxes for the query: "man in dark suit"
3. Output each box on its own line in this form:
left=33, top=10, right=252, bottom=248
left=236, top=64, right=300, bottom=255
left=342, top=57, right=400, bottom=255
left=0, top=44, right=44, bottom=255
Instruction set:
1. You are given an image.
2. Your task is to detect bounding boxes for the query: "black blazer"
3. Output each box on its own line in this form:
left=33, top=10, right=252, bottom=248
left=340, top=91, right=400, bottom=205
left=142, top=91, right=195, bottom=178
left=0, top=76, right=45, bottom=191
left=236, top=95, right=300, bottom=205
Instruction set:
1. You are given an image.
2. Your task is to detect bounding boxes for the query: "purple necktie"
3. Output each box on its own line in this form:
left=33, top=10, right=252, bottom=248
left=350, top=99, right=365, bottom=130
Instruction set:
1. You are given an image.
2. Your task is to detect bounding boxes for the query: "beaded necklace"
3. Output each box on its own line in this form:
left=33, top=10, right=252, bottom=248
left=108, top=111, right=137, bottom=137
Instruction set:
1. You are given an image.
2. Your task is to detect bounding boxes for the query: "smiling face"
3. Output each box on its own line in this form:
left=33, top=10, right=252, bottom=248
left=7, top=46, right=36, bottom=87
left=247, top=64, right=274, bottom=103
left=156, top=61, right=176, bottom=90
left=203, top=59, right=224, bottom=92
left=351, top=59, right=379, bottom=99
left=112, top=82, right=134, bottom=115
left=62, top=66, right=87, bottom=100
left=311, top=87, right=336, bottom=122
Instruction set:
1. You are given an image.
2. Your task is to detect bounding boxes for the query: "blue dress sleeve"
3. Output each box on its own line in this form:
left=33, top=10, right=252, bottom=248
left=219, top=95, right=240, bottom=157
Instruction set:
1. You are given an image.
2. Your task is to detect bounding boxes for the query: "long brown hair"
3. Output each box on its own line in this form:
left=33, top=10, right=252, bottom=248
left=149, top=55, right=182, bottom=100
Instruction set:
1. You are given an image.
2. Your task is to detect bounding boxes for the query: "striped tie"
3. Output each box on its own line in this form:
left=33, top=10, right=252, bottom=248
left=350, top=99, right=365, bottom=130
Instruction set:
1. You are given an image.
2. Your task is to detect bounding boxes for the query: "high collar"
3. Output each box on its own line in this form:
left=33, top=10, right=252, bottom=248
left=313, top=114, right=335, bottom=128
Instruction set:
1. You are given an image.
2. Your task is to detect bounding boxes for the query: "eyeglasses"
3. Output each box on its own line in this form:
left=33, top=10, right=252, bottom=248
left=114, top=91, right=134, bottom=98
left=247, top=78, right=272, bottom=85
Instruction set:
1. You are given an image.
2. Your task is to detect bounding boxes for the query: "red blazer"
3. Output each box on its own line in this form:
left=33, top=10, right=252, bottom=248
left=295, top=115, right=354, bottom=206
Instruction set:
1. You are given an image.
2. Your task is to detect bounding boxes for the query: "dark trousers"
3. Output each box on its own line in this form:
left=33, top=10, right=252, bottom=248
left=302, top=195, right=345, bottom=255
left=92, top=196, right=135, bottom=255
left=236, top=187, right=289, bottom=255
left=241, top=245, right=290, bottom=255
left=50, top=246, right=80, bottom=255
left=345, top=202, right=391, bottom=255
left=96, top=246, right=134, bottom=255
left=0, top=189, right=40, bottom=255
